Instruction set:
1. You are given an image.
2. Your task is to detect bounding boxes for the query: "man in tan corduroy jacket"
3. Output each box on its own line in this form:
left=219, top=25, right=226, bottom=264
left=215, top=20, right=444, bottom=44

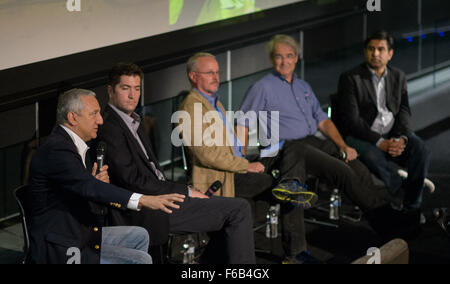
left=178, top=52, right=271, bottom=197
left=179, top=89, right=247, bottom=197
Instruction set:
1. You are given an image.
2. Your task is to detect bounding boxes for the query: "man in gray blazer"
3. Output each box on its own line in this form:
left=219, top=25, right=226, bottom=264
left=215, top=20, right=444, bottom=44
left=337, top=31, right=433, bottom=213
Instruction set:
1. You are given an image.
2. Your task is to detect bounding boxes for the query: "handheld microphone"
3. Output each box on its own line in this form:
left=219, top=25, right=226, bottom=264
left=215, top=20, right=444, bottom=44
left=205, top=181, right=222, bottom=197
left=96, top=141, right=106, bottom=174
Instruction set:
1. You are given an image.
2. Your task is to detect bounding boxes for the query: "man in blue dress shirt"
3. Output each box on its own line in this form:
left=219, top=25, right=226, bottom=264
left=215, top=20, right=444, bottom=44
left=239, top=34, right=392, bottom=218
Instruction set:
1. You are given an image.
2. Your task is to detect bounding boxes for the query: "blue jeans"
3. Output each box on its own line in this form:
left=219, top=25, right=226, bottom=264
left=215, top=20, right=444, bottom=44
left=346, top=134, right=430, bottom=210
left=100, top=226, right=152, bottom=264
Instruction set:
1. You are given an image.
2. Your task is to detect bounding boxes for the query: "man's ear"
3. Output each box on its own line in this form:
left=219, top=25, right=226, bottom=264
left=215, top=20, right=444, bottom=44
left=66, top=111, right=77, bottom=126
left=188, top=71, right=196, bottom=84
left=107, top=85, right=113, bottom=99
left=388, top=49, right=394, bottom=61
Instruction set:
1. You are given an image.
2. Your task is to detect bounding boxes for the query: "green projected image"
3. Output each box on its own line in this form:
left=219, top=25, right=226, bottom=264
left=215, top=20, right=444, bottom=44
left=170, top=0, right=303, bottom=27
left=171, top=0, right=258, bottom=25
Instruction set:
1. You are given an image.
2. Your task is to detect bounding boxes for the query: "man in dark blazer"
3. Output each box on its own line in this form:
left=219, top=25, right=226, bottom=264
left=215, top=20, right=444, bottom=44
left=336, top=31, right=432, bottom=212
left=28, top=88, right=185, bottom=264
left=98, top=63, right=256, bottom=264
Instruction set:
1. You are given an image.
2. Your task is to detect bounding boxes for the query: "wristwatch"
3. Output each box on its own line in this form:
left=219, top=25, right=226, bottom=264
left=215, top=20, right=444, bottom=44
left=339, top=151, right=347, bottom=161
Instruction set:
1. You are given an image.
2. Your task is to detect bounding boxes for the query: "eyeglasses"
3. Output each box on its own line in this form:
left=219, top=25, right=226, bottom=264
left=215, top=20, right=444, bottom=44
left=195, top=71, right=220, bottom=76
left=273, top=54, right=297, bottom=61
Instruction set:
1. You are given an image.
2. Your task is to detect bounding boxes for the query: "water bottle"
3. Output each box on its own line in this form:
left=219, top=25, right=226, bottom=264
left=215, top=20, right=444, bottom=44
left=274, top=204, right=280, bottom=237
left=329, top=189, right=340, bottom=220
left=182, top=235, right=196, bottom=264
left=265, top=205, right=279, bottom=238
left=265, top=212, right=271, bottom=238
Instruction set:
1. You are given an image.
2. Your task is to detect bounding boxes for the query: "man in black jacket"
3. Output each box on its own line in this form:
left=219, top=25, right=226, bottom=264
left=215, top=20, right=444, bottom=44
left=98, top=63, right=256, bottom=264
left=336, top=31, right=432, bottom=212
left=28, top=88, right=185, bottom=264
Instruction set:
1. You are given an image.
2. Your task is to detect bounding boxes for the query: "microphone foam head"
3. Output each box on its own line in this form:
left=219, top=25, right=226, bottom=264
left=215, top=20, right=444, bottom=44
left=212, top=180, right=222, bottom=191
left=97, top=141, right=106, bottom=155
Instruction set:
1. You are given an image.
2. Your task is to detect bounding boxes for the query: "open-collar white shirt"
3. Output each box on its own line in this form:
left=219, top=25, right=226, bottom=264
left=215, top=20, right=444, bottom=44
left=60, top=124, right=142, bottom=211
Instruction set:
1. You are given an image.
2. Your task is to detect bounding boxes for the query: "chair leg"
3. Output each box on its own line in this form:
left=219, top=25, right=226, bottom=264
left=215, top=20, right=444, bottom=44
left=166, top=233, right=209, bottom=264
left=304, top=187, right=342, bottom=228
left=304, top=217, right=339, bottom=228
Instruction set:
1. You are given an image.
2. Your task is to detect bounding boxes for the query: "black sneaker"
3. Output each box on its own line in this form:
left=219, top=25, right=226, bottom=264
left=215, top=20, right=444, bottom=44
left=272, top=181, right=318, bottom=209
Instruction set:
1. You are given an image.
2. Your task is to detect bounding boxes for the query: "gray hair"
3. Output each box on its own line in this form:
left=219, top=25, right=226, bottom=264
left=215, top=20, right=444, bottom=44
left=186, top=52, right=216, bottom=82
left=56, top=88, right=96, bottom=124
left=266, top=34, right=300, bottom=59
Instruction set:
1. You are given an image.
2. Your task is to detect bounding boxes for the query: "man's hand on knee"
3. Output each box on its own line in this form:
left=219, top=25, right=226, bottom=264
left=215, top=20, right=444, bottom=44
left=388, top=138, right=406, bottom=157
left=138, top=194, right=186, bottom=214
left=342, top=146, right=358, bottom=163
left=248, top=162, right=265, bottom=173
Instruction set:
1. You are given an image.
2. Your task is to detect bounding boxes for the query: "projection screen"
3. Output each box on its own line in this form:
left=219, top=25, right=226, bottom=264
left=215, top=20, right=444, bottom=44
left=0, top=0, right=306, bottom=71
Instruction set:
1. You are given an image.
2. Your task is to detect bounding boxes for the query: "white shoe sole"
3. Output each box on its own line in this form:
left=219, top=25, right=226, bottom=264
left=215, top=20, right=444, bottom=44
left=397, top=169, right=435, bottom=194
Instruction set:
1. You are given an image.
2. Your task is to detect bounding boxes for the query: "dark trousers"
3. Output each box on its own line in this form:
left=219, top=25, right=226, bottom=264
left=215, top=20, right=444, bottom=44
left=282, top=136, right=391, bottom=213
left=346, top=133, right=430, bottom=209
left=234, top=172, right=307, bottom=257
left=169, top=195, right=255, bottom=264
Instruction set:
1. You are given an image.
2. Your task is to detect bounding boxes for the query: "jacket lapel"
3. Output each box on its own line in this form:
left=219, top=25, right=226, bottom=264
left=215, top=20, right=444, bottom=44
left=137, top=124, right=161, bottom=168
left=191, top=91, right=236, bottom=153
left=360, top=64, right=377, bottom=106
left=54, top=125, right=84, bottom=166
left=384, top=66, right=395, bottom=111
left=104, top=105, right=154, bottom=173
left=216, top=100, right=239, bottom=148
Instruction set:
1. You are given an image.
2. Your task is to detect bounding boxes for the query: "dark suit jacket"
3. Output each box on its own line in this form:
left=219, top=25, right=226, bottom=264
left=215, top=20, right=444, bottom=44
left=27, top=126, right=132, bottom=264
left=336, top=63, right=413, bottom=144
left=98, top=105, right=188, bottom=245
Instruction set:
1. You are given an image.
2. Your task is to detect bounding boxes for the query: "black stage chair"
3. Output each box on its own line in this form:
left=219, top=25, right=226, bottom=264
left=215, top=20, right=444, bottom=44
left=165, top=91, right=207, bottom=263
left=180, top=143, right=277, bottom=257
left=12, top=185, right=31, bottom=264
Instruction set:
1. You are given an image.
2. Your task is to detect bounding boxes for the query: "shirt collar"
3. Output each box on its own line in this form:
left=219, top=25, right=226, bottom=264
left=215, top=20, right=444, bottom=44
left=108, top=103, right=141, bottom=129
left=272, top=71, right=297, bottom=84
left=60, top=124, right=89, bottom=168
left=194, top=88, right=220, bottom=107
left=367, top=64, right=388, bottom=79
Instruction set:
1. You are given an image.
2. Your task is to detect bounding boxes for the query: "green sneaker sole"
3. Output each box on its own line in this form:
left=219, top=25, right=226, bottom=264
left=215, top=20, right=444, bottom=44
left=272, top=188, right=318, bottom=209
